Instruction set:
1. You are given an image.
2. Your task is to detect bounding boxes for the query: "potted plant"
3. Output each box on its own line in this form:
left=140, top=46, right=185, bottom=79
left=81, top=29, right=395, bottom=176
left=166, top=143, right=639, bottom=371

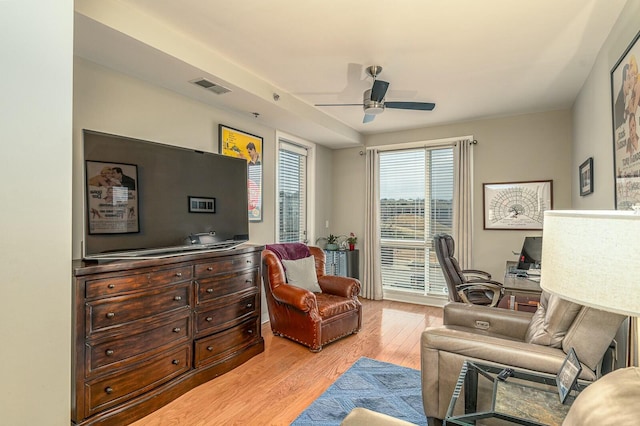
left=346, top=232, right=357, bottom=251
left=316, top=234, right=340, bottom=250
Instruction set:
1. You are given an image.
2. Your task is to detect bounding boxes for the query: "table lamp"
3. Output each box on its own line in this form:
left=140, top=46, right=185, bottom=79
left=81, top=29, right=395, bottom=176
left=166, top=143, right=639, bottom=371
left=540, top=210, right=640, bottom=425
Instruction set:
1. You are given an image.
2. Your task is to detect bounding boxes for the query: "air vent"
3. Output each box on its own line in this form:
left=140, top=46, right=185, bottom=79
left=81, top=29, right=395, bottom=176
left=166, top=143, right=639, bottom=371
left=189, top=78, right=231, bottom=95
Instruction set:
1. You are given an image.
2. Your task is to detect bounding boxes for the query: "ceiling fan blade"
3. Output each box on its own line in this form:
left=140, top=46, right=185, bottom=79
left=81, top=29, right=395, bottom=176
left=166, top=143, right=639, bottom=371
left=385, top=101, right=435, bottom=111
left=363, top=114, right=376, bottom=123
left=370, top=80, right=389, bottom=102
left=315, top=103, right=364, bottom=107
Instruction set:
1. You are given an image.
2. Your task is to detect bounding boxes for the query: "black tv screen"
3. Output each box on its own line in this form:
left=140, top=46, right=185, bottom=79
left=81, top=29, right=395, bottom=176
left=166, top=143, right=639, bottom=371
left=83, top=130, right=249, bottom=259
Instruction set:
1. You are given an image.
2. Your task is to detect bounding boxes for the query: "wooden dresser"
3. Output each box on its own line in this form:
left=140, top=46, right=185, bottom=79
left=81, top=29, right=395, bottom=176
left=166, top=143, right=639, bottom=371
left=72, top=245, right=264, bottom=425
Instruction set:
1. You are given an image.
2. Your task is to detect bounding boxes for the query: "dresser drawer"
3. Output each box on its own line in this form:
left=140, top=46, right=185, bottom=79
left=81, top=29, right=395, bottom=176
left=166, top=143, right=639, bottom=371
left=87, top=283, right=190, bottom=336
left=194, top=317, right=259, bottom=367
left=195, top=293, right=258, bottom=337
left=195, top=270, right=257, bottom=304
left=87, top=311, right=191, bottom=375
left=85, top=344, right=191, bottom=417
left=194, top=253, right=259, bottom=277
left=86, top=266, right=192, bottom=299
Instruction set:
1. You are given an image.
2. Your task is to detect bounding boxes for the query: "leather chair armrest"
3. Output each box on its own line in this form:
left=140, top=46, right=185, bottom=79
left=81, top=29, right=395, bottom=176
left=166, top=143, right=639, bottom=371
left=462, top=269, right=491, bottom=280
left=443, top=302, right=533, bottom=339
left=422, top=325, right=597, bottom=381
left=318, top=275, right=361, bottom=298
left=457, top=279, right=504, bottom=306
left=271, top=284, right=317, bottom=312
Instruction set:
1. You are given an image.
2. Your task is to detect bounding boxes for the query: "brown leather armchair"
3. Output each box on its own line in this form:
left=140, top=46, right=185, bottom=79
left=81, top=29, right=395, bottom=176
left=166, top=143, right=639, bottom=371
left=434, top=233, right=503, bottom=306
left=262, top=243, right=362, bottom=352
left=421, top=292, right=625, bottom=423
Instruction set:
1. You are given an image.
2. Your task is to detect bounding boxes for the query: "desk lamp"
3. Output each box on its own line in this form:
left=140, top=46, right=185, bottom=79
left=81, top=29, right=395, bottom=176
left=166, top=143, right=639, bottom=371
left=541, top=210, right=640, bottom=425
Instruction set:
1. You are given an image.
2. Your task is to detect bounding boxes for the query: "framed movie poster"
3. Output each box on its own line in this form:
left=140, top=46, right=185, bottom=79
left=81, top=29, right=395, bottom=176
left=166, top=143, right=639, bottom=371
left=483, top=180, right=553, bottom=230
left=86, top=161, right=139, bottom=234
left=611, top=29, right=640, bottom=210
left=219, top=124, right=263, bottom=222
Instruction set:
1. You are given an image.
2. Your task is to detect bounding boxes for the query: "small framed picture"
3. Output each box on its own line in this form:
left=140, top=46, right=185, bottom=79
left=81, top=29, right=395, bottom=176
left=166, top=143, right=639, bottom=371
left=556, top=347, right=582, bottom=404
left=579, top=157, right=593, bottom=196
left=188, top=196, right=216, bottom=213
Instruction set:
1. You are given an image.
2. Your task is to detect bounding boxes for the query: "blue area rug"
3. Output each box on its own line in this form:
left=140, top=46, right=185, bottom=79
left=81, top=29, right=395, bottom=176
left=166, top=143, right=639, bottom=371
left=291, top=357, right=426, bottom=425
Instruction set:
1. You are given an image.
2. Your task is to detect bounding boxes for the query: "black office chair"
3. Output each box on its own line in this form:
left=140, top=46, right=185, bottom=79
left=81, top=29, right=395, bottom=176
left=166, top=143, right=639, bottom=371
left=433, top=233, right=504, bottom=307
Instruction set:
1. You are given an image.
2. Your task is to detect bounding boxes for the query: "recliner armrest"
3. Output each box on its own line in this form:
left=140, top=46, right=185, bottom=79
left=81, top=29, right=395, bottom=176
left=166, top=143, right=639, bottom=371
left=271, top=284, right=317, bottom=312
left=318, top=275, right=361, bottom=298
left=443, top=302, right=533, bottom=340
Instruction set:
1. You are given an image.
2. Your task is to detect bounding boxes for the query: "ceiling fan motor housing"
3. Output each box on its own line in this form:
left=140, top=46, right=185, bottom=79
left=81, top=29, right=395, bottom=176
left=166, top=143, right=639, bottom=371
left=363, top=89, right=384, bottom=115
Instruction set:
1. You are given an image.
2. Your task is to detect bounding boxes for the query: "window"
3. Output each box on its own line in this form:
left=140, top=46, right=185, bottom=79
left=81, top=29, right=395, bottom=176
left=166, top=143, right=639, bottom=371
left=278, top=141, right=308, bottom=242
left=379, top=147, right=454, bottom=298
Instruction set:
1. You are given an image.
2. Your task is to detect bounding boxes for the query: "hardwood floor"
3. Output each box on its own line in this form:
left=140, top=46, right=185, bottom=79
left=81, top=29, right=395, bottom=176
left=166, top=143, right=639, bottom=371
left=131, top=299, right=443, bottom=426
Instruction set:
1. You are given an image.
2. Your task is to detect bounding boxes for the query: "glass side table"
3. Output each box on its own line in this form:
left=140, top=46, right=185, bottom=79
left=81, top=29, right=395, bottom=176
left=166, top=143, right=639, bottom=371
left=445, top=361, right=587, bottom=426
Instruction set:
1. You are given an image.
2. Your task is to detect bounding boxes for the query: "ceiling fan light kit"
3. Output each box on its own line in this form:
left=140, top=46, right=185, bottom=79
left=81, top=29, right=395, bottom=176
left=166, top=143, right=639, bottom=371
left=315, top=65, right=436, bottom=123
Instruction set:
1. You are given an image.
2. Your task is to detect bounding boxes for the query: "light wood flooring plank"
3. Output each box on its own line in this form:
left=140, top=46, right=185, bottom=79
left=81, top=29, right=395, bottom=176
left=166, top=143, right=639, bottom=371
left=131, top=298, right=443, bottom=426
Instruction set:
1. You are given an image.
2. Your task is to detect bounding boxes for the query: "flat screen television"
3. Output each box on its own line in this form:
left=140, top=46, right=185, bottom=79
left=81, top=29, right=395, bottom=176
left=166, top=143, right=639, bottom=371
left=83, top=130, right=249, bottom=260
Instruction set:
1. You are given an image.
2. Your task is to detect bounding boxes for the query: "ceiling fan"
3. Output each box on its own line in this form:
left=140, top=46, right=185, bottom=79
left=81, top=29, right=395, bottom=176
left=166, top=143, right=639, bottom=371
left=315, top=65, right=436, bottom=123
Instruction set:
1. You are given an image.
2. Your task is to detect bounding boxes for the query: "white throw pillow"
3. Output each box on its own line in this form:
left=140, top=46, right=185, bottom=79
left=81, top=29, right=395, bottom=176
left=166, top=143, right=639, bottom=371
left=280, top=256, right=322, bottom=293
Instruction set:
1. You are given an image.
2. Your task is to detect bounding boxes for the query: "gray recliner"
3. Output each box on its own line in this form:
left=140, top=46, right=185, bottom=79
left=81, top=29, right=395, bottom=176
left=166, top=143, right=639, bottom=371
left=421, top=291, right=626, bottom=423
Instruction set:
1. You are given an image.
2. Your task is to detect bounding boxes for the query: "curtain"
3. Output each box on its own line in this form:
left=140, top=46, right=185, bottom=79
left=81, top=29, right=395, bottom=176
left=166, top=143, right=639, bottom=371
left=453, top=138, right=474, bottom=269
left=362, top=149, right=384, bottom=300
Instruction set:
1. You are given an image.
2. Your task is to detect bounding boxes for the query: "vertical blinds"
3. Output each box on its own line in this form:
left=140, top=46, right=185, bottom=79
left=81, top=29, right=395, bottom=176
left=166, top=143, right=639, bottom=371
left=278, top=141, right=307, bottom=243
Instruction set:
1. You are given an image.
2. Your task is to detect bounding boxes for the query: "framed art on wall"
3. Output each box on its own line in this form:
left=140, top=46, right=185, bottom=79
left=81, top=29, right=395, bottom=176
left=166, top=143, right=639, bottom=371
left=611, top=29, right=640, bottom=210
left=483, top=180, right=553, bottom=230
left=85, top=161, right=139, bottom=234
left=579, top=157, right=593, bottom=196
left=219, top=124, right=263, bottom=222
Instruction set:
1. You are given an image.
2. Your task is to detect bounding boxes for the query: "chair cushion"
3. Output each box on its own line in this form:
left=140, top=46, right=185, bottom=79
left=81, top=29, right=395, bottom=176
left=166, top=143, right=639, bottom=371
left=316, top=293, right=359, bottom=318
left=281, top=256, right=322, bottom=293
left=524, top=292, right=581, bottom=348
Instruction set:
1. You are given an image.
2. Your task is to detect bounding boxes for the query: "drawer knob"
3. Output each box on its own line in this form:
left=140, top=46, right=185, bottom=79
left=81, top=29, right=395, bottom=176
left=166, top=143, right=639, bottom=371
left=247, top=329, right=254, bottom=334
left=173, top=296, right=182, bottom=301
left=207, top=346, right=214, bottom=351
left=245, top=279, right=252, bottom=284
left=172, top=327, right=181, bottom=333
left=176, top=272, right=182, bottom=277
left=172, top=359, right=179, bottom=365
left=207, top=266, right=213, bottom=271
left=206, top=317, right=213, bottom=322
left=246, top=303, right=253, bottom=309
left=206, top=288, right=214, bottom=294
left=107, top=283, right=115, bottom=289
left=105, top=349, right=114, bottom=356
left=246, top=259, right=252, bottom=264
left=105, top=386, right=113, bottom=395
left=106, top=312, right=115, bottom=319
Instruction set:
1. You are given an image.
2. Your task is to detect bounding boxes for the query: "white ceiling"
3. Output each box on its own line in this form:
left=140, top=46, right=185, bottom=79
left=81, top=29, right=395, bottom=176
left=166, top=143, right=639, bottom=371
left=74, top=0, right=627, bottom=148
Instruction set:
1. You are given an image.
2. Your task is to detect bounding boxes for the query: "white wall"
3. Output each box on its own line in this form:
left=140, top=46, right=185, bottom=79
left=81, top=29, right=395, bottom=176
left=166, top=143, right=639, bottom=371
left=73, top=58, right=335, bottom=324
left=573, top=0, right=640, bottom=209
left=73, top=57, right=304, bottom=255
left=0, top=1, right=73, bottom=425
left=332, top=110, right=573, bottom=282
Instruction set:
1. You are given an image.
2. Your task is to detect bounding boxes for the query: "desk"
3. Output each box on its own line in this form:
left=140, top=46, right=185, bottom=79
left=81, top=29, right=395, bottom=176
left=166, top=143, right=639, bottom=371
left=500, top=261, right=542, bottom=312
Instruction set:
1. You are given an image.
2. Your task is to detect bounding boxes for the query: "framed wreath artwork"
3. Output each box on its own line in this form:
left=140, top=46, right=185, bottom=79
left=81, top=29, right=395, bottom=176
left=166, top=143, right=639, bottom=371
left=483, top=180, right=553, bottom=230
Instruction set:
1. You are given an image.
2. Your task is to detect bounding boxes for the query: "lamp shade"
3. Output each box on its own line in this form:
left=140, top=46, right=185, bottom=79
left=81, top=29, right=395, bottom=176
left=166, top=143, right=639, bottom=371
left=541, top=210, right=640, bottom=317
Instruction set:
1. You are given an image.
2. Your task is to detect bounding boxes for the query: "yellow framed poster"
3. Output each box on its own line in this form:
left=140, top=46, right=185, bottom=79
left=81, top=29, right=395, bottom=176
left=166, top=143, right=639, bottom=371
left=219, top=124, right=263, bottom=222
